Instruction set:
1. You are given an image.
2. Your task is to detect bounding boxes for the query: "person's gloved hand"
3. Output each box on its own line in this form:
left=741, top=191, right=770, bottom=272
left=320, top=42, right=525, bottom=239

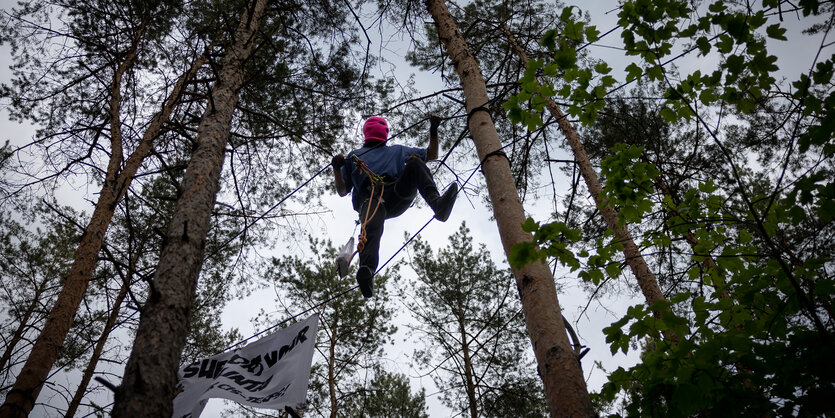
left=332, top=154, right=345, bottom=169
left=429, top=114, right=442, bottom=130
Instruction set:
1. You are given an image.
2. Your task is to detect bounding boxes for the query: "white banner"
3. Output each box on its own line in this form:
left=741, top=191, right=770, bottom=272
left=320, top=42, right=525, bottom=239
left=172, top=314, right=319, bottom=418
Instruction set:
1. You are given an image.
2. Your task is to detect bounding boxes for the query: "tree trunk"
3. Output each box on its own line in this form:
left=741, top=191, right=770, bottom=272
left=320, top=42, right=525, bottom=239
left=64, top=274, right=130, bottom=418
left=0, top=48, right=204, bottom=418
left=456, top=307, right=478, bottom=418
left=501, top=27, right=674, bottom=335
left=425, top=1, right=594, bottom=416
left=548, top=97, right=671, bottom=310
left=0, top=192, right=119, bottom=418
left=111, top=1, right=267, bottom=416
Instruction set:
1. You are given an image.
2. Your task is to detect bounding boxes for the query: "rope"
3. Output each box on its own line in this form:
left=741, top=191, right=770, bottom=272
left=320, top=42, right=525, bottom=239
left=356, top=186, right=383, bottom=254
left=350, top=154, right=388, bottom=258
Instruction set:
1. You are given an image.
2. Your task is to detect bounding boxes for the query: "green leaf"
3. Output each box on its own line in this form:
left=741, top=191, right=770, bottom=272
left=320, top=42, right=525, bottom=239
left=717, top=34, right=734, bottom=53
left=541, top=30, right=558, bottom=50
left=696, top=36, right=711, bottom=55
left=766, top=24, right=787, bottom=40
left=585, top=25, right=600, bottom=42
left=708, top=1, right=726, bottom=13
left=560, top=6, right=575, bottom=22
left=605, top=263, right=621, bottom=278
left=699, top=88, right=717, bottom=105
left=660, top=107, right=677, bottom=123
left=564, top=21, right=584, bottom=41
left=625, top=63, right=643, bottom=81
left=647, top=65, right=664, bottom=81
left=589, top=268, right=604, bottom=284
left=544, top=63, right=559, bottom=77
left=521, top=217, right=538, bottom=232
left=554, top=47, right=577, bottom=70
left=819, top=198, right=835, bottom=223
left=726, top=54, right=745, bottom=75
left=508, top=241, right=538, bottom=269
left=594, top=62, right=612, bottom=75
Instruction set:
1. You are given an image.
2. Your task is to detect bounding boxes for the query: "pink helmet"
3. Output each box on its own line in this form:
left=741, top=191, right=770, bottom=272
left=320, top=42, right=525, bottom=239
left=363, top=116, right=389, bottom=143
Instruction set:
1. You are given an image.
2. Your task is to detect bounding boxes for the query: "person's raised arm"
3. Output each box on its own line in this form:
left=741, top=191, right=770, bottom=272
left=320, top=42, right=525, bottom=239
left=332, top=154, right=348, bottom=196
left=426, top=114, right=441, bottom=161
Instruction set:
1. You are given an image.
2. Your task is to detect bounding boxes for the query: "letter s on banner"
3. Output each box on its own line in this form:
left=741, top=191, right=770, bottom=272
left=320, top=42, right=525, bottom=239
left=172, top=314, right=319, bottom=417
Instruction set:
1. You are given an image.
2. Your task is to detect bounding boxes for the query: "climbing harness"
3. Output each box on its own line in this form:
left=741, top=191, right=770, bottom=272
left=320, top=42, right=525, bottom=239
left=335, top=154, right=388, bottom=277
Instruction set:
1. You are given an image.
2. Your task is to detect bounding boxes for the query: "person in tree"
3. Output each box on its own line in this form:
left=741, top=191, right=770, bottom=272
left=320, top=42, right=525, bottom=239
left=332, top=115, right=458, bottom=298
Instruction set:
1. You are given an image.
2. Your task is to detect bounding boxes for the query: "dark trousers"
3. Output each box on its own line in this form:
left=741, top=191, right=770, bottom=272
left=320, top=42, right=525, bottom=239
left=356, top=157, right=440, bottom=276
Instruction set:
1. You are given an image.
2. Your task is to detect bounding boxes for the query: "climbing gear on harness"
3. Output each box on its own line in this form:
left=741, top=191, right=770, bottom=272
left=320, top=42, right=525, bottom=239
left=363, top=116, right=389, bottom=143
left=356, top=183, right=383, bottom=255
left=333, top=154, right=389, bottom=296
left=351, top=154, right=387, bottom=254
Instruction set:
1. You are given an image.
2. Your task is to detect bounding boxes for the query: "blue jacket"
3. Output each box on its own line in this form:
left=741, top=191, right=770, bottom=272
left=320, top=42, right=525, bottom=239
left=342, top=143, right=427, bottom=210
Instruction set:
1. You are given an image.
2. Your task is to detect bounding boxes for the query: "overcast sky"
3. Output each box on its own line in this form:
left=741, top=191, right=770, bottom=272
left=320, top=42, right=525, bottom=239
left=0, top=0, right=829, bottom=416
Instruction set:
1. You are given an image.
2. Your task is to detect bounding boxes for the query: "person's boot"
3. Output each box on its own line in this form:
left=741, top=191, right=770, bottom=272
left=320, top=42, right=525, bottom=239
left=430, top=183, right=458, bottom=222
left=356, top=266, right=374, bottom=298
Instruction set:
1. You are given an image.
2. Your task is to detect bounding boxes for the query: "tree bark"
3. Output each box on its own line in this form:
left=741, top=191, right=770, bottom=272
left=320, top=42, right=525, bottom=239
left=0, top=48, right=204, bottom=418
left=111, top=1, right=267, bottom=416
left=425, top=1, right=594, bottom=416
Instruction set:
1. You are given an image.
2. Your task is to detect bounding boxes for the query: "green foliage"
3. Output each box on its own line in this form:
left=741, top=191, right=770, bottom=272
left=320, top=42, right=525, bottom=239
left=503, top=0, right=835, bottom=412
left=509, top=217, right=582, bottom=271
left=599, top=144, right=660, bottom=225
left=257, top=238, right=400, bottom=417
left=0, top=206, right=79, bottom=382
left=343, top=367, right=429, bottom=418
left=503, top=6, right=616, bottom=128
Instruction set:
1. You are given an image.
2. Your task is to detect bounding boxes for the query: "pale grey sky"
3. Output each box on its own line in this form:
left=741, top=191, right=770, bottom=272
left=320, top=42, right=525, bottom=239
left=0, top=0, right=829, bottom=416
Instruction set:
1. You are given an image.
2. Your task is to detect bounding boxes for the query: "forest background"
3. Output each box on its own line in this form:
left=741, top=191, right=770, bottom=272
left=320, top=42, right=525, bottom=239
left=0, top=0, right=831, bottom=416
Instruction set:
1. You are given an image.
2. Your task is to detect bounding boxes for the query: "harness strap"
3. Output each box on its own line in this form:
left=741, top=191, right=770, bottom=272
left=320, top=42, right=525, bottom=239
left=480, top=149, right=510, bottom=170
left=467, top=105, right=492, bottom=123
left=355, top=182, right=384, bottom=255
left=349, top=154, right=386, bottom=261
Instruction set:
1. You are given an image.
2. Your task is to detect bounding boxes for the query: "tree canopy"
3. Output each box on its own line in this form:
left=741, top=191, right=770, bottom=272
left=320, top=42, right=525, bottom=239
left=1, top=0, right=833, bottom=416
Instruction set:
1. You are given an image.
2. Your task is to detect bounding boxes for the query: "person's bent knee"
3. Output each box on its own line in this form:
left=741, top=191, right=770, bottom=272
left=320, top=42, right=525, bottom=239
left=405, top=154, right=427, bottom=168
